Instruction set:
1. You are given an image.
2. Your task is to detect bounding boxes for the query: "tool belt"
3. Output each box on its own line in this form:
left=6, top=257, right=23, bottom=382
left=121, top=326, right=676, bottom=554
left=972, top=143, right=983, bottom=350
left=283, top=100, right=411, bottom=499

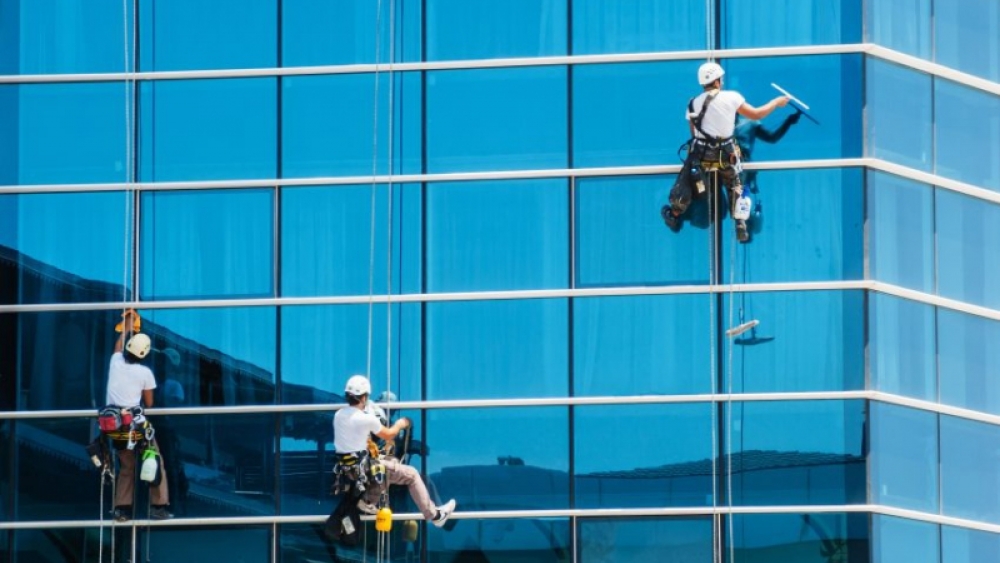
left=332, top=450, right=385, bottom=496
left=98, top=405, right=154, bottom=450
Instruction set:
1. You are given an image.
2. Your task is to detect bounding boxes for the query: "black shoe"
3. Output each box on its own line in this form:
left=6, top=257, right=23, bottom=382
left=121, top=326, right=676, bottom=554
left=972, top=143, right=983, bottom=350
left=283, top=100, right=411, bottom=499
left=149, top=506, right=173, bottom=520
left=661, top=206, right=682, bottom=233
left=112, top=507, right=132, bottom=522
left=736, top=221, right=749, bottom=243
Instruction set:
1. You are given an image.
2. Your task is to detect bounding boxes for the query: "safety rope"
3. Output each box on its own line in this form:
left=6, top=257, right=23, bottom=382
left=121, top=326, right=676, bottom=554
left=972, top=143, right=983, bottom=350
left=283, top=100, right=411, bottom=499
left=725, top=211, right=740, bottom=563
left=707, top=168, right=721, bottom=563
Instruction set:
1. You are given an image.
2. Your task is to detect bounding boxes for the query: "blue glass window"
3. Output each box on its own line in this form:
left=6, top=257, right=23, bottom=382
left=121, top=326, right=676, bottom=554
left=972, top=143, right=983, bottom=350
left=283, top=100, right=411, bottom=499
left=575, top=175, right=709, bottom=286
left=281, top=73, right=422, bottom=178
left=868, top=172, right=934, bottom=291
left=870, top=294, right=936, bottom=400
left=280, top=304, right=422, bottom=405
left=939, top=309, right=1000, bottom=416
left=729, top=400, right=866, bottom=505
left=425, top=0, right=566, bottom=61
left=142, top=526, right=271, bottom=562
left=870, top=403, right=939, bottom=512
left=426, top=180, right=568, bottom=292
left=0, top=83, right=126, bottom=185
left=281, top=184, right=422, bottom=297
left=940, top=415, right=1000, bottom=524
left=426, top=300, right=568, bottom=400
left=139, top=0, right=276, bottom=71
left=730, top=513, right=869, bottom=561
left=575, top=404, right=714, bottom=508
left=13, top=417, right=100, bottom=521
left=935, top=0, right=1000, bottom=83
left=721, top=169, right=864, bottom=283
left=723, top=291, right=865, bottom=393
left=572, top=62, right=692, bottom=168
left=577, top=517, right=713, bottom=561
left=0, top=0, right=135, bottom=74
left=572, top=0, right=706, bottom=54
left=139, top=79, right=277, bottom=182
left=140, top=189, right=274, bottom=300
left=573, top=295, right=712, bottom=396
left=143, top=307, right=277, bottom=406
left=943, top=525, right=1000, bottom=563
left=937, top=190, right=1000, bottom=309
left=866, top=0, right=932, bottom=58
left=429, top=518, right=570, bottom=562
left=282, top=0, right=421, bottom=66
left=935, top=80, right=1000, bottom=193
left=721, top=0, right=862, bottom=48
left=725, top=55, right=864, bottom=160
left=874, top=516, right=940, bottom=563
left=427, top=407, right=570, bottom=511
left=426, top=67, right=568, bottom=172
left=867, top=58, right=933, bottom=171
left=0, top=192, right=131, bottom=305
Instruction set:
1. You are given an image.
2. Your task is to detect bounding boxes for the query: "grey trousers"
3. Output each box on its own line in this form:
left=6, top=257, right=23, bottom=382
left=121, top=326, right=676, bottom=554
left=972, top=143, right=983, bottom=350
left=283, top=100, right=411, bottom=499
left=366, top=457, right=437, bottom=521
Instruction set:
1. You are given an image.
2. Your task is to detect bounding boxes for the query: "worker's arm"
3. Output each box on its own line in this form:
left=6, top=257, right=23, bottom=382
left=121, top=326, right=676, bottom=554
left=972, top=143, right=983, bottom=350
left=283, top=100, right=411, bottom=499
left=738, top=96, right=789, bottom=121
left=143, top=389, right=155, bottom=408
left=755, top=110, right=802, bottom=144
left=688, top=121, right=696, bottom=137
left=376, top=416, right=410, bottom=441
left=113, top=309, right=138, bottom=354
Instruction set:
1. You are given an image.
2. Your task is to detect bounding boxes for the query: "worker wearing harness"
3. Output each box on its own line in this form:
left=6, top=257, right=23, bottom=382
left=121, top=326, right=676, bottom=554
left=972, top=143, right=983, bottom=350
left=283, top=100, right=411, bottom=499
left=333, top=375, right=456, bottom=528
left=663, top=62, right=790, bottom=242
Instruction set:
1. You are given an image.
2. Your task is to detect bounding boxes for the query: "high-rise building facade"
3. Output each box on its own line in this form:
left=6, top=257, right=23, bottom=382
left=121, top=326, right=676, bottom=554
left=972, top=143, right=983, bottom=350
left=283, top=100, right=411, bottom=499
left=1, top=0, right=999, bottom=561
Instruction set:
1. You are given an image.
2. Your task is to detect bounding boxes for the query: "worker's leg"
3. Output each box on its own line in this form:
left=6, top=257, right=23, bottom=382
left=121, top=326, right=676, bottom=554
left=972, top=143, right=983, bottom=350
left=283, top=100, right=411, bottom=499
left=381, top=457, right=438, bottom=521
left=147, top=440, right=170, bottom=506
left=114, top=449, right=136, bottom=508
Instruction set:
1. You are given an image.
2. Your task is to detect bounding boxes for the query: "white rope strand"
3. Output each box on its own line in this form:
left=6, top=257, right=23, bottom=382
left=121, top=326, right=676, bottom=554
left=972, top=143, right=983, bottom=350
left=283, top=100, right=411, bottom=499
left=367, top=0, right=385, bottom=383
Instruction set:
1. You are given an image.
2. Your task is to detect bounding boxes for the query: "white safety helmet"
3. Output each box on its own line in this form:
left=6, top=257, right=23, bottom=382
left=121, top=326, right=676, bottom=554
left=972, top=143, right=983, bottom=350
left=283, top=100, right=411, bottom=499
left=125, top=333, right=152, bottom=359
left=698, top=62, right=725, bottom=86
left=345, top=375, right=371, bottom=397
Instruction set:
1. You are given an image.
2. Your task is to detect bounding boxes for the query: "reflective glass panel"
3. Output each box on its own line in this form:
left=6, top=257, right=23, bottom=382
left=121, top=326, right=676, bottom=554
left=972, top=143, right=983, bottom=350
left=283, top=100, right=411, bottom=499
left=942, top=525, right=1000, bottom=563
left=12, top=417, right=99, bottom=521
left=724, top=291, right=865, bottom=393
left=0, top=0, right=135, bottom=74
left=722, top=169, right=865, bottom=283
left=281, top=184, right=422, bottom=297
left=867, top=58, right=933, bottom=171
left=874, top=516, right=940, bottom=563
left=282, top=0, right=421, bottom=66
left=572, top=0, right=706, bottom=54
left=934, top=80, right=1000, bottom=192
left=426, top=67, right=568, bottom=172
left=729, top=513, right=869, bottom=562
left=281, top=73, right=422, bottom=177
left=940, top=415, right=1000, bottom=524
left=427, top=407, right=570, bottom=510
left=870, top=294, right=936, bottom=400
left=868, top=172, right=934, bottom=291
left=936, top=190, right=1000, bottom=309
left=140, top=189, right=274, bottom=300
left=427, top=180, right=568, bottom=292
left=143, top=307, right=276, bottom=406
left=139, top=79, right=277, bottom=182
left=572, top=61, right=692, bottom=168
left=575, top=175, right=709, bottom=286
left=426, top=0, right=566, bottom=60
left=136, top=526, right=270, bottom=562
left=425, top=300, right=568, bottom=400
left=139, top=0, right=276, bottom=71
left=729, top=400, right=866, bottom=505
left=721, top=0, right=862, bottom=47
left=870, top=402, right=939, bottom=511
left=866, top=0, right=932, bottom=58
left=578, top=517, right=712, bottom=562
left=0, top=83, right=126, bottom=185
left=0, top=192, right=131, bottom=305
left=573, top=295, right=712, bottom=396
left=575, top=404, right=714, bottom=508
left=939, top=309, right=1000, bottom=416
left=429, top=518, right=571, bottom=563
left=725, top=55, right=864, bottom=160
left=280, top=304, right=422, bottom=405
left=935, top=0, right=1000, bottom=83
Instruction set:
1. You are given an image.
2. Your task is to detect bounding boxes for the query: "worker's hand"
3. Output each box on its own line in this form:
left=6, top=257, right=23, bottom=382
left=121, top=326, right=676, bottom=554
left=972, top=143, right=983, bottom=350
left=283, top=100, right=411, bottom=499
left=397, top=417, right=412, bottom=429
left=774, top=96, right=790, bottom=108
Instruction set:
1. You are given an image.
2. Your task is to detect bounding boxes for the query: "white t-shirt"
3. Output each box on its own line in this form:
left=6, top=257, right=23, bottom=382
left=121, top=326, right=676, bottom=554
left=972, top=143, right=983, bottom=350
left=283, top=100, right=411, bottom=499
left=105, top=352, right=157, bottom=407
left=686, top=90, right=746, bottom=140
left=334, top=406, right=383, bottom=453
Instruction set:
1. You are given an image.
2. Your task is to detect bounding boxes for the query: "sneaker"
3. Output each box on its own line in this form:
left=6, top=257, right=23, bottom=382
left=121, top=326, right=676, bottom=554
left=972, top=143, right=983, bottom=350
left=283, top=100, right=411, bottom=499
left=431, top=499, right=456, bottom=529
left=735, top=220, right=749, bottom=243
left=149, top=506, right=173, bottom=520
left=356, top=499, right=379, bottom=515
left=112, top=507, right=131, bottom=522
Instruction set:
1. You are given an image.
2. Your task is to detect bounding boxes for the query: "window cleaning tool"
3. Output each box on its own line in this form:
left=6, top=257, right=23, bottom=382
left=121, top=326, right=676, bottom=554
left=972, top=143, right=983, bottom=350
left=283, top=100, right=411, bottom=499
left=771, top=83, right=820, bottom=124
